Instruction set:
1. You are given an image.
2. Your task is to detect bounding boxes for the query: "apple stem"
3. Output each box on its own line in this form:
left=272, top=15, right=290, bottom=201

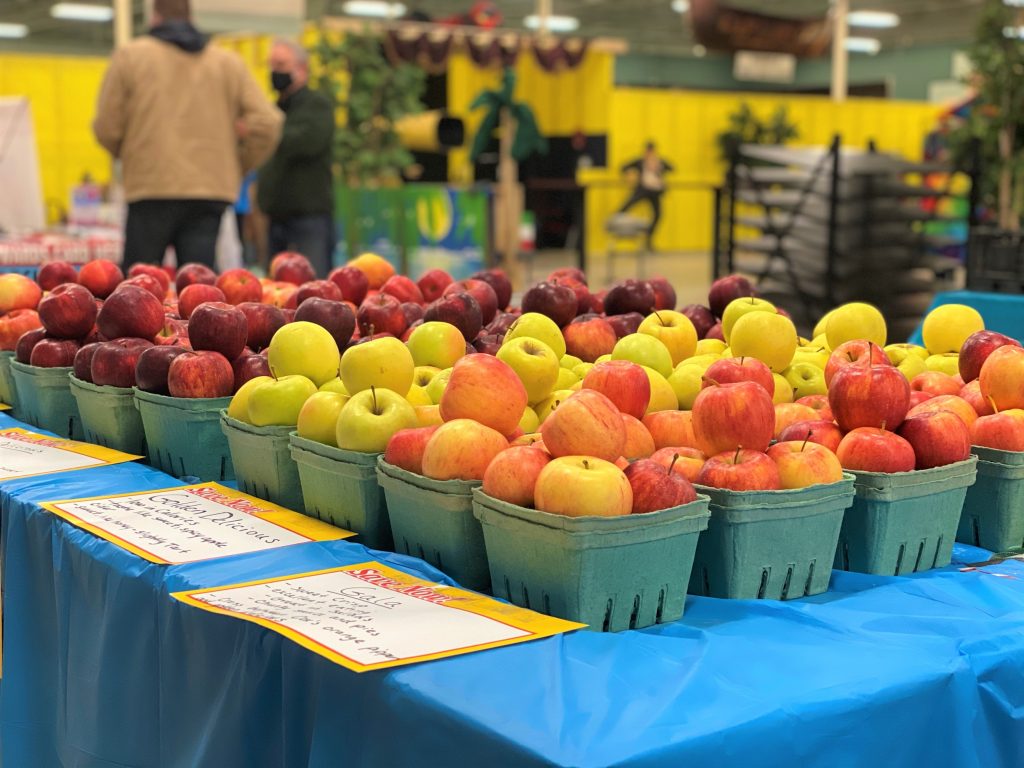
left=880, top=420, right=887, bottom=432
left=371, top=385, right=379, bottom=415
left=802, top=432, right=812, bottom=452
left=654, top=310, right=665, bottom=325
left=701, top=375, right=720, bottom=388
left=989, top=396, right=1000, bottom=414
left=733, top=446, right=741, bottom=464
left=582, top=459, right=590, bottom=470
left=668, top=453, right=680, bottom=475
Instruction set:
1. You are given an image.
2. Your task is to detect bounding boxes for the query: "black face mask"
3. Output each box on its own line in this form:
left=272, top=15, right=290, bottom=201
left=271, top=71, right=293, bottom=93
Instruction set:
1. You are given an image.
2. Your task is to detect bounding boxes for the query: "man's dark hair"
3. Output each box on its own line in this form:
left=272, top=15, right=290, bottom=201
left=155, top=0, right=190, bottom=21
left=645, top=141, right=656, bottom=151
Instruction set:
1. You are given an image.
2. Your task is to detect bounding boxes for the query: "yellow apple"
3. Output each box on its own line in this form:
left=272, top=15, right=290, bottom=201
left=248, top=375, right=318, bottom=427
left=926, top=353, right=961, bottom=376
left=812, top=309, right=836, bottom=339
left=667, top=364, right=703, bottom=410
left=319, top=377, right=349, bottom=395
left=572, top=362, right=595, bottom=380
left=519, top=406, right=540, bottom=433
left=405, top=383, right=432, bottom=406
left=534, top=456, right=633, bottom=517
left=406, top=321, right=466, bottom=369
left=415, top=404, right=443, bottom=427
left=595, top=354, right=612, bottom=364
left=638, top=310, right=698, bottom=366
left=885, top=343, right=929, bottom=364
left=503, top=312, right=566, bottom=358
left=643, top=366, right=678, bottom=413
left=791, top=346, right=829, bottom=370
left=721, top=297, right=776, bottom=342
left=782, top=362, right=827, bottom=399
left=810, top=334, right=831, bottom=351
left=825, top=302, right=887, bottom=349
left=555, top=367, right=579, bottom=391
left=730, top=311, right=798, bottom=372
left=772, top=372, right=794, bottom=404
left=612, top=334, right=674, bottom=378
left=560, top=354, right=584, bottom=370
left=267, top=321, right=340, bottom=387
left=412, top=365, right=441, bottom=387
left=336, top=387, right=417, bottom=453
left=227, top=375, right=273, bottom=423
left=296, top=391, right=349, bottom=446
left=678, top=353, right=721, bottom=373
left=695, top=338, right=727, bottom=356
left=426, top=367, right=453, bottom=404
left=534, top=389, right=574, bottom=425
left=497, top=336, right=560, bottom=404
left=340, top=336, right=415, bottom=396
left=921, top=304, right=984, bottom=355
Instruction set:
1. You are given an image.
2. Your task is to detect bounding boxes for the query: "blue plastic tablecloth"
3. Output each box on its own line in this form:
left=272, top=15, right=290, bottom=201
left=2, top=411, right=1024, bottom=767
left=909, top=290, right=1024, bottom=344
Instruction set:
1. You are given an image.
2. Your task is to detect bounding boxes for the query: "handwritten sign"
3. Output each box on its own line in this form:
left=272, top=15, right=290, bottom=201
left=172, top=562, right=585, bottom=672
left=42, top=482, right=352, bottom=564
left=0, top=427, right=139, bottom=481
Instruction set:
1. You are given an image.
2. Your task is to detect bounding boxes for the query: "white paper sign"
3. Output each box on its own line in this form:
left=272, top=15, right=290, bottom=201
left=0, top=434, right=105, bottom=479
left=44, top=485, right=327, bottom=564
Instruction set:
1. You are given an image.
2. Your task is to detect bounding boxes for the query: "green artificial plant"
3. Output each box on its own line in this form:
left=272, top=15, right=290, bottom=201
left=312, top=31, right=426, bottom=185
left=469, top=68, right=548, bottom=165
left=717, top=103, right=799, bottom=162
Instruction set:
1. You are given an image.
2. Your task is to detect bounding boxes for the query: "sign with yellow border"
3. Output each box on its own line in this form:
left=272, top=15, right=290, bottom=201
left=172, top=562, right=585, bottom=672
left=0, top=403, right=10, bottom=411
left=42, top=482, right=352, bottom=565
left=0, top=427, right=140, bottom=481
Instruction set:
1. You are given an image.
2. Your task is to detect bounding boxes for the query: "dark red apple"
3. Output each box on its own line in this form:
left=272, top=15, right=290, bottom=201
left=705, top=322, right=724, bottom=341
left=564, top=314, right=618, bottom=362
left=471, top=269, right=513, bottom=310
left=778, top=419, right=843, bottom=453
left=37, top=261, right=79, bottom=291
left=554, top=277, right=591, bottom=318
left=97, top=285, right=165, bottom=340
left=136, top=345, right=189, bottom=395
left=381, top=275, right=424, bottom=305
left=78, top=259, right=124, bottom=299
left=589, top=290, right=606, bottom=314
left=296, top=280, right=343, bottom=305
left=648, top=276, right=677, bottom=312
left=423, top=292, right=482, bottom=341
left=272, top=253, right=317, bottom=285
left=548, top=267, right=587, bottom=285
left=357, top=293, right=407, bottom=338
left=400, top=302, right=425, bottom=326
left=167, top=351, right=234, bottom=398
left=604, top=280, right=655, bottom=317
left=704, top=356, right=774, bottom=397
left=473, top=333, right=503, bottom=356
left=232, top=352, right=272, bottom=390
left=175, top=262, right=217, bottom=294
left=127, top=263, right=171, bottom=295
left=178, top=283, right=226, bottom=320
left=445, top=279, right=499, bottom=326
left=236, top=302, right=286, bottom=351
left=15, top=328, right=47, bottom=363
left=73, top=342, right=103, bottom=383
left=188, top=302, right=248, bottom=360
left=680, top=304, right=716, bottom=339
left=416, top=269, right=454, bottom=303
left=625, top=457, right=697, bottom=514
left=521, top=281, right=577, bottom=327
left=30, top=337, right=80, bottom=368
left=328, top=266, right=369, bottom=305
left=91, top=337, right=153, bottom=388
left=605, top=312, right=645, bottom=339
left=123, top=273, right=165, bottom=302
left=708, top=274, right=755, bottom=318
left=37, top=283, right=97, bottom=340
left=959, top=330, right=1023, bottom=383
left=295, top=297, right=356, bottom=350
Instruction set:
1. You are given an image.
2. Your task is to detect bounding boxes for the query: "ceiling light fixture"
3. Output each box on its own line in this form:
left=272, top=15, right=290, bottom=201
left=671, top=0, right=690, bottom=12
left=341, top=1, right=407, bottom=18
left=50, top=3, right=114, bottom=22
left=524, top=14, right=580, bottom=32
left=845, top=36, right=881, bottom=54
left=847, top=11, right=900, bottom=28
left=0, top=23, right=28, bottom=38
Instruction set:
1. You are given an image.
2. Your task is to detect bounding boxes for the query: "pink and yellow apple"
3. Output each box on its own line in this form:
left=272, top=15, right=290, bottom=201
left=534, top=456, right=633, bottom=517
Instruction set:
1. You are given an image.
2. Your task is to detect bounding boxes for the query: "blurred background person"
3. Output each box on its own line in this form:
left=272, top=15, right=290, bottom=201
left=617, top=141, right=673, bottom=250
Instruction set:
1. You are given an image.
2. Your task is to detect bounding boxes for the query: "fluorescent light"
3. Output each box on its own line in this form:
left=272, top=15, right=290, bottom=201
left=51, top=3, right=114, bottom=22
left=524, top=14, right=580, bottom=32
left=341, top=1, right=406, bottom=18
left=847, top=11, right=900, bottom=28
left=0, top=23, right=28, bottom=38
left=672, top=0, right=690, bottom=12
left=845, top=36, right=881, bottom=54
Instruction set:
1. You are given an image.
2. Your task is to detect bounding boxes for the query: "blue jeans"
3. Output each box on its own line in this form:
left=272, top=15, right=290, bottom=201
left=269, top=214, right=335, bottom=278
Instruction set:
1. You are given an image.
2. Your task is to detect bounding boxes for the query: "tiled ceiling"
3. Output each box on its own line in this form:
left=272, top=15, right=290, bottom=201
left=0, top=0, right=995, bottom=56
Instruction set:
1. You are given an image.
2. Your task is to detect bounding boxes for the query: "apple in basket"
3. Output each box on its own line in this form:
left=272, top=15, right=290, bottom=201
left=958, top=330, right=1021, bottom=383
left=624, top=456, right=698, bottom=514
left=481, top=445, right=551, bottom=508
left=835, top=427, right=915, bottom=474
left=897, top=412, right=971, bottom=470
left=971, top=409, right=1024, bottom=452
left=534, top=456, right=633, bottom=517
left=167, top=350, right=234, bottom=399
left=767, top=439, right=843, bottom=490
left=37, top=284, right=97, bottom=340
left=91, top=338, right=154, bottom=388
left=692, top=380, right=774, bottom=457
left=420, top=419, right=509, bottom=481
left=384, top=425, right=440, bottom=476
left=336, top=387, right=417, bottom=453
left=135, top=345, right=190, bottom=395
left=697, top=448, right=782, bottom=492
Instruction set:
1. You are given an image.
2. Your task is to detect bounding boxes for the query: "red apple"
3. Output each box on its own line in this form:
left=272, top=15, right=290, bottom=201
left=588, top=290, right=606, bottom=314
left=796, top=394, right=833, bottom=421
left=582, top=360, right=651, bottom=420
left=446, top=279, right=499, bottom=326
left=271, top=253, right=316, bottom=285
left=470, top=269, right=512, bottom=310
left=485, top=312, right=518, bottom=337
left=440, top=354, right=528, bottom=435
left=135, top=345, right=190, bottom=395
left=621, top=413, right=656, bottom=460
left=548, top=267, right=587, bottom=285
left=167, top=350, right=234, bottom=398
left=910, top=371, right=962, bottom=398
left=767, top=439, right=843, bottom=489
left=971, top=409, right=1024, bottom=451
left=908, top=391, right=932, bottom=408
left=564, top=314, right=618, bottom=363
left=0, top=309, right=42, bottom=351
left=123, top=273, right=166, bottom=301
left=77, top=259, right=123, bottom=299
left=647, top=276, right=677, bottom=312
left=774, top=403, right=819, bottom=439
left=643, top=410, right=699, bottom=451
left=521, top=281, right=577, bottom=327
left=37, top=261, right=79, bottom=291
left=357, top=293, right=407, bottom=338
left=778, top=419, right=843, bottom=453
left=836, top=427, right=916, bottom=473
left=15, top=327, right=47, bottom=363
left=692, top=380, right=774, bottom=456
left=30, top=337, right=80, bottom=368
left=604, top=279, right=655, bottom=317
left=540, top=390, right=626, bottom=462
left=231, top=352, right=272, bottom=390
left=472, top=333, right=502, bottom=356
left=897, top=411, right=971, bottom=470
left=907, top=394, right=978, bottom=430
left=480, top=445, right=550, bottom=507
left=175, top=262, right=217, bottom=294
left=679, top=304, right=716, bottom=339
left=650, top=446, right=706, bottom=482
left=187, top=302, right=248, bottom=360
left=705, top=322, right=724, bottom=341
left=96, top=285, right=164, bottom=341
left=178, top=284, right=227, bottom=320
left=423, top=292, right=482, bottom=341
left=235, top=302, right=286, bottom=351
left=697, top=447, right=782, bottom=491
left=704, top=356, right=774, bottom=397
left=400, top=302, right=425, bottom=326
left=384, top=425, right=440, bottom=476
left=416, top=269, right=453, bottom=303
left=825, top=340, right=891, bottom=386
left=127, top=263, right=171, bottom=295
left=90, top=337, right=153, bottom=388
left=554, top=277, right=591, bottom=318
left=381, top=275, right=424, bottom=305
left=215, top=268, right=262, bottom=305
left=960, top=379, right=995, bottom=417
left=625, top=456, right=697, bottom=514
left=329, top=266, right=370, bottom=305
left=37, top=284, right=97, bottom=340
left=979, top=345, right=1024, bottom=411
left=605, top=312, right=645, bottom=340
left=959, top=330, right=1022, bottom=383
left=708, top=274, right=755, bottom=318
left=296, top=279, right=344, bottom=305
left=73, top=342, right=103, bottom=382
left=829, top=357, right=910, bottom=432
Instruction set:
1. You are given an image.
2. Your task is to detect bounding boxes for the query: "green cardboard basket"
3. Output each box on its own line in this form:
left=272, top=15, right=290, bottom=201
left=957, top=447, right=1024, bottom=553
left=70, top=376, right=146, bottom=455
left=9, top=361, right=82, bottom=440
left=376, top=457, right=489, bottom=592
left=691, top=476, right=855, bottom=600
left=835, top=456, right=978, bottom=576
left=473, top=490, right=711, bottom=632
left=133, top=389, right=234, bottom=482
left=220, top=413, right=303, bottom=511
left=289, top=434, right=393, bottom=548
left=0, top=350, right=20, bottom=417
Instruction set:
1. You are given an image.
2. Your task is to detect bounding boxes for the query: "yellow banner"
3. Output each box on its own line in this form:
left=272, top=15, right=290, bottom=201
left=0, top=427, right=141, bottom=481
left=173, top=561, right=585, bottom=672
left=42, top=482, right=351, bottom=565
left=0, top=403, right=10, bottom=411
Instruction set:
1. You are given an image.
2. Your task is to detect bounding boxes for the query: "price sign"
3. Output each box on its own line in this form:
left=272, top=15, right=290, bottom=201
left=0, top=427, right=139, bottom=481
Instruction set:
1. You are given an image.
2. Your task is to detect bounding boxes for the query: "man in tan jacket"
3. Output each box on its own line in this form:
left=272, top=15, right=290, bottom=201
left=93, top=0, right=282, bottom=271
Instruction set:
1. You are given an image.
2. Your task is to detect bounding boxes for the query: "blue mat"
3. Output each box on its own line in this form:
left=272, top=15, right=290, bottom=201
left=2, top=412, right=1024, bottom=767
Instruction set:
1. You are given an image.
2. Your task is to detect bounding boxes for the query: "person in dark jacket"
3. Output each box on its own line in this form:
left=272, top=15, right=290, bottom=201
left=617, top=141, right=674, bottom=250
left=258, top=39, right=336, bottom=277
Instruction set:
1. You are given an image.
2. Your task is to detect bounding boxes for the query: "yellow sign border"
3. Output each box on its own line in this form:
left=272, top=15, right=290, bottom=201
left=41, top=481, right=353, bottom=564
left=172, top=561, right=585, bottom=672
left=0, top=427, right=141, bottom=481
left=0, top=403, right=10, bottom=411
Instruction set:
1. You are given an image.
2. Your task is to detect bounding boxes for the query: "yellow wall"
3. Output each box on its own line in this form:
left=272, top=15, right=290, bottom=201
left=584, top=89, right=941, bottom=254
left=0, top=54, right=111, bottom=222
